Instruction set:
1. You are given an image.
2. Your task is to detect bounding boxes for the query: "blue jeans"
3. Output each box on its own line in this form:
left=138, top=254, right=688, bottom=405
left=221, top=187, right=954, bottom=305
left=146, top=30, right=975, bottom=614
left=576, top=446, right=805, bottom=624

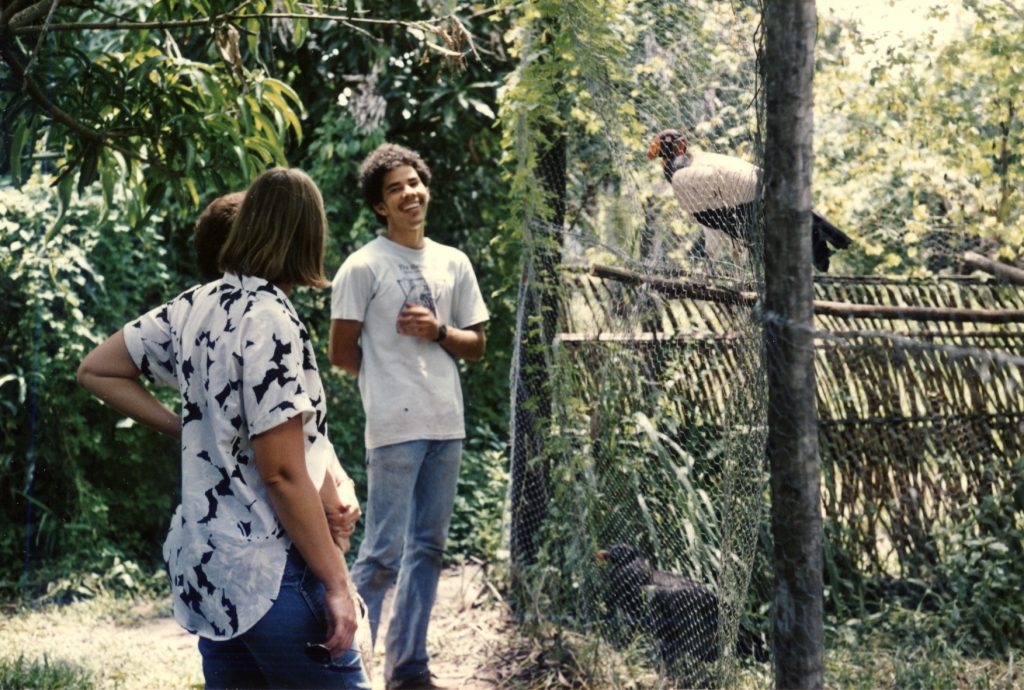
left=199, top=547, right=371, bottom=689
left=350, top=439, right=462, bottom=683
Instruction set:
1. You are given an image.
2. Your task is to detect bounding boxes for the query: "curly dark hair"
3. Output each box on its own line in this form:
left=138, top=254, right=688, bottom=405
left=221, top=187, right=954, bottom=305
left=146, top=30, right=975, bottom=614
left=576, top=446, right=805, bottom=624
left=358, top=143, right=432, bottom=224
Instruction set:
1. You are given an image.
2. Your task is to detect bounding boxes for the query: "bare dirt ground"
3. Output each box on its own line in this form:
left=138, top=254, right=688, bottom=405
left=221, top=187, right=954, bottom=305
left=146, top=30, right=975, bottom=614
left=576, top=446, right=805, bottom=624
left=0, top=561, right=516, bottom=690
left=370, top=560, right=512, bottom=688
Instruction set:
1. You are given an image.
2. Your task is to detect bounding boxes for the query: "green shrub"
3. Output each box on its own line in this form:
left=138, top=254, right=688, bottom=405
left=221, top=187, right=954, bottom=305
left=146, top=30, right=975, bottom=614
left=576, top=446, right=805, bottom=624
left=448, top=425, right=509, bottom=559
left=0, top=178, right=182, bottom=594
left=0, top=655, right=94, bottom=690
left=930, top=468, right=1024, bottom=655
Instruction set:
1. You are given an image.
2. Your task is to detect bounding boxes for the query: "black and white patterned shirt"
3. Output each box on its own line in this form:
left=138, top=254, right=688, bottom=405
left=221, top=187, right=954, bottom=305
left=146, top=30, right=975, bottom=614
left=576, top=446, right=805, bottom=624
left=124, top=272, right=335, bottom=639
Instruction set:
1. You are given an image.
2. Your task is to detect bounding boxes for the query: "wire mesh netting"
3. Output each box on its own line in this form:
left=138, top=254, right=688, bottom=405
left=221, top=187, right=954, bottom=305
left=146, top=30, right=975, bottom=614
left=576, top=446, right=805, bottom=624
left=504, top=2, right=771, bottom=687
left=502, top=1, right=1023, bottom=688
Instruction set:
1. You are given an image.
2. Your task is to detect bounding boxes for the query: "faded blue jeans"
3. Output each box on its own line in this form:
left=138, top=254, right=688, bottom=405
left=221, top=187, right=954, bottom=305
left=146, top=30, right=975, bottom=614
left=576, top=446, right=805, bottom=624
left=199, top=547, right=371, bottom=689
left=350, top=439, right=462, bottom=683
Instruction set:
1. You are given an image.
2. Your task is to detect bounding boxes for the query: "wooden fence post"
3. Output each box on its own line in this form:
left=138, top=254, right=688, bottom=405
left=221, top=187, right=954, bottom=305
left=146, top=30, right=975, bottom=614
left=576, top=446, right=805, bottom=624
left=763, top=1, right=824, bottom=687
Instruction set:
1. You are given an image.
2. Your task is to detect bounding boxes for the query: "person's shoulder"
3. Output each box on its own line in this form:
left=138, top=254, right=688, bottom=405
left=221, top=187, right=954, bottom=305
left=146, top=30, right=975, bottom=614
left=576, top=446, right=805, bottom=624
left=425, top=238, right=471, bottom=263
left=338, top=236, right=388, bottom=269
left=157, top=282, right=214, bottom=320
left=353, top=235, right=388, bottom=257
left=170, top=282, right=210, bottom=305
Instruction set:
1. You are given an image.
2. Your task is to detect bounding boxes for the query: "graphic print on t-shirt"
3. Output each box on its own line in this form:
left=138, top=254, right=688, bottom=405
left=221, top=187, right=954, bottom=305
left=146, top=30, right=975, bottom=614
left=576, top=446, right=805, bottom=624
left=396, top=271, right=436, bottom=333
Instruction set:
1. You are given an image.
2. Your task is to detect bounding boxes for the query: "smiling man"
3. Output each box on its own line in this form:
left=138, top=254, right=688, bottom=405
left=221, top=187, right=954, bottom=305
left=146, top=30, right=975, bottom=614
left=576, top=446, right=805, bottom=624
left=328, top=143, right=489, bottom=690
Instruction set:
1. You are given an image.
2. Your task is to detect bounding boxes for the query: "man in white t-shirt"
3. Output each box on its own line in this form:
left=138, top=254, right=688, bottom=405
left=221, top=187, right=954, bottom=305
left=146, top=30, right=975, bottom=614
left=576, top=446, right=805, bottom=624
left=329, top=144, right=488, bottom=690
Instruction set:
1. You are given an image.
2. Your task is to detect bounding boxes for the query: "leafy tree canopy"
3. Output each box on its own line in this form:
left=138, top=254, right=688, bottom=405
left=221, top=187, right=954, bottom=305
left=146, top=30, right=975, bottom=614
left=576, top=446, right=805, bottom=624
left=0, top=0, right=486, bottom=222
left=815, top=0, right=1023, bottom=274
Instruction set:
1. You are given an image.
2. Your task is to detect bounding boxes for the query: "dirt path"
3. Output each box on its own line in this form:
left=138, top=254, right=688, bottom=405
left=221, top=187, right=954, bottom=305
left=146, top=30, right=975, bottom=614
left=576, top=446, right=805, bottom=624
left=0, top=562, right=513, bottom=690
left=371, top=560, right=510, bottom=688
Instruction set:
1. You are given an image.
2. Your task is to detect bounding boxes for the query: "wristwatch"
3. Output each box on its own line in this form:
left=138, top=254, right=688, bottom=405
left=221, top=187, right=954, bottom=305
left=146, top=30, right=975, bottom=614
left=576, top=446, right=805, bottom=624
left=434, top=324, right=448, bottom=342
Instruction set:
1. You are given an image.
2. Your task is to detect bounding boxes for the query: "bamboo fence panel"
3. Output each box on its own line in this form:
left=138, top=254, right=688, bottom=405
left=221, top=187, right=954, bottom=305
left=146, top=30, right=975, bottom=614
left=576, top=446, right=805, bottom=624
left=557, top=269, right=1024, bottom=580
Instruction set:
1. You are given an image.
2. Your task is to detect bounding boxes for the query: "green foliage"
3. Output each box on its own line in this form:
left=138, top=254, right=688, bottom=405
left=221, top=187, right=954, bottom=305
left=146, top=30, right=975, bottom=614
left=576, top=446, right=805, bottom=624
left=0, top=176, right=183, bottom=594
left=826, top=607, right=1020, bottom=690
left=815, top=1, right=1023, bottom=274
left=0, top=655, right=95, bottom=690
left=929, top=472, right=1024, bottom=654
left=448, top=425, right=510, bottom=559
left=39, top=548, right=167, bottom=604
left=1, top=0, right=312, bottom=217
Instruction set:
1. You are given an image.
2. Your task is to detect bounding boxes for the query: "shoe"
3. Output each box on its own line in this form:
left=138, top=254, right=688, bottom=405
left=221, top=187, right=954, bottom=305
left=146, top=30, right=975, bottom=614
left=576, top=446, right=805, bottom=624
left=385, top=671, right=447, bottom=689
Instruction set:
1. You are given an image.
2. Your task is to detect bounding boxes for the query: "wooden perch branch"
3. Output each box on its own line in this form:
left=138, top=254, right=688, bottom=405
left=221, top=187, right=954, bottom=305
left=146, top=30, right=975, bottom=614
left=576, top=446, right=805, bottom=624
left=962, top=251, right=1024, bottom=286
left=588, top=263, right=1024, bottom=325
left=812, top=299, right=1024, bottom=324
left=588, top=263, right=758, bottom=304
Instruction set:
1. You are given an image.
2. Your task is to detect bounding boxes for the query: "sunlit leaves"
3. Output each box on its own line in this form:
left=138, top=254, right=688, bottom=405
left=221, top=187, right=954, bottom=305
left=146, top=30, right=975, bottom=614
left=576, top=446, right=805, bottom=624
left=815, top=0, right=1023, bottom=272
left=3, top=0, right=353, bottom=220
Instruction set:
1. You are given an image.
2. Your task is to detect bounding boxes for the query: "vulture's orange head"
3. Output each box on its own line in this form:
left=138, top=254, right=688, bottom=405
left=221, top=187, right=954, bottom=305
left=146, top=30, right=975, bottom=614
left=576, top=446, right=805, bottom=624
left=646, top=129, right=688, bottom=166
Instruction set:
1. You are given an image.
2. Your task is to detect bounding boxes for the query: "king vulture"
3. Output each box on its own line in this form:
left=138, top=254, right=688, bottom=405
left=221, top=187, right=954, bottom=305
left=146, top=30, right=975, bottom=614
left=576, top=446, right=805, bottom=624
left=647, top=129, right=852, bottom=272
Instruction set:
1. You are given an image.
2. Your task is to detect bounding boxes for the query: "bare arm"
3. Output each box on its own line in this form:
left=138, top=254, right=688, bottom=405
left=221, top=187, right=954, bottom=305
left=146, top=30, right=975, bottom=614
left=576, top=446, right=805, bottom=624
left=328, top=319, right=362, bottom=376
left=320, top=459, right=360, bottom=553
left=253, top=415, right=357, bottom=658
left=441, top=322, right=487, bottom=361
left=396, top=304, right=487, bottom=361
left=77, top=331, right=181, bottom=439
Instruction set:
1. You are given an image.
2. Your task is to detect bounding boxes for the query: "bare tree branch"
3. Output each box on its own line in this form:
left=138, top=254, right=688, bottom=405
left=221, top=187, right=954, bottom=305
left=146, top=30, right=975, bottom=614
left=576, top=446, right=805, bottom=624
left=0, top=0, right=34, bottom=29
left=7, top=0, right=52, bottom=29
left=13, top=10, right=473, bottom=35
left=22, top=0, right=58, bottom=81
left=997, top=0, right=1024, bottom=22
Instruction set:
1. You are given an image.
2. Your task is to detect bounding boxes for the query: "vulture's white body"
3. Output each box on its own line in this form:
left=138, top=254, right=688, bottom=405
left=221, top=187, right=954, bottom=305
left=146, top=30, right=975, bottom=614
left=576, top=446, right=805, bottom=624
left=669, top=150, right=759, bottom=272
left=669, top=150, right=760, bottom=213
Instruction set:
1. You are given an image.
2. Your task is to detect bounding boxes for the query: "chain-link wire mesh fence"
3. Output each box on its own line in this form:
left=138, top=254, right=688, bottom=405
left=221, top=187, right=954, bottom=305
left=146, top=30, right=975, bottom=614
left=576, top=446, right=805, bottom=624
left=500, top=1, right=1024, bottom=687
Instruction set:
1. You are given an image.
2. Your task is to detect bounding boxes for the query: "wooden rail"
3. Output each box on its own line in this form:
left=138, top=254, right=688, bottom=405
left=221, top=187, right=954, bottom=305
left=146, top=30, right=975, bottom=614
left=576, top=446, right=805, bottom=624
left=588, top=263, right=1024, bottom=325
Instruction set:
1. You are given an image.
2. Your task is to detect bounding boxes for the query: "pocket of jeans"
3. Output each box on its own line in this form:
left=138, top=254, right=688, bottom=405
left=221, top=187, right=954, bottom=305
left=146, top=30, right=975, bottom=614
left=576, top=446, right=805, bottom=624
left=327, top=647, right=365, bottom=672
left=297, top=565, right=328, bottom=630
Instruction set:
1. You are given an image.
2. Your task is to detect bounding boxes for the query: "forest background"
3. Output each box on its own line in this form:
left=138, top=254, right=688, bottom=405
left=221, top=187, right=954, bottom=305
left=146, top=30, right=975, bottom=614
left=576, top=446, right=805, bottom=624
left=1, top=0, right=1021, bottom=620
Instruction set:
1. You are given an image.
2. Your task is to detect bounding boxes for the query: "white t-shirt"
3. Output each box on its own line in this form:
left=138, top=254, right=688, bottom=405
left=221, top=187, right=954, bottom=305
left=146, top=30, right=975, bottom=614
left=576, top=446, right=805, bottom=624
left=331, top=236, right=489, bottom=449
left=124, top=273, right=336, bottom=639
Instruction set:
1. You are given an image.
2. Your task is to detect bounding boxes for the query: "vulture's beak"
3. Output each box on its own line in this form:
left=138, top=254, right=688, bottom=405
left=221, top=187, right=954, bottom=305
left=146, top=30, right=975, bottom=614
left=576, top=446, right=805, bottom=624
left=597, top=550, right=608, bottom=562
left=645, top=139, right=661, bottom=161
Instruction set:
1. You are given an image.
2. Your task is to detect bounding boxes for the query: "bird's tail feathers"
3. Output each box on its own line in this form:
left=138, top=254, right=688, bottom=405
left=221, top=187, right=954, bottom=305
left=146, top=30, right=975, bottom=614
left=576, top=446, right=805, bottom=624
left=812, top=213, right=853, bottom=249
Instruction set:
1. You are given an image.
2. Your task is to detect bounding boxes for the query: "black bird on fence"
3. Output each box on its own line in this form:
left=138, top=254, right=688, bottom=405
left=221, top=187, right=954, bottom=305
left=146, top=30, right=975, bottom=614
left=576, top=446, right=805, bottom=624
left=646, top=128, right=853, bottom=272
left=597, top=543, right=720, bottom=675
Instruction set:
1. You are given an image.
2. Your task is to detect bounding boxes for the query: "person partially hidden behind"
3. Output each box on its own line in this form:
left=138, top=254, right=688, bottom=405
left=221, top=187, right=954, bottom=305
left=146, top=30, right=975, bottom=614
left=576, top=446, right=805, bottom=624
left=329, top=143, right=489, bottom=689
left=193, top=191, right=244, bottom=282
left=78, top=168, right=370, bottom=688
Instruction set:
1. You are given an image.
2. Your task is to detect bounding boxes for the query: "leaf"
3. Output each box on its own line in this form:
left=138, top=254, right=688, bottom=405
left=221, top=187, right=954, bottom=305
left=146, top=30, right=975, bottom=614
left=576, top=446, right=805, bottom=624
left=246, top=18, right=261, bottom=60
left=144, top=181, right=167, bottom=208
left=234, top=145, right=250, bottom=179
left=183, top=177, right=200, bottom=208
left=261, top=89, right=303, bottom=143
left=77, top=148, right=100, bottom=194
left=243, top=136, right=277, bottom=165
left=467, top=98, right=496, bottom=119
left=56, top=171, right=74, bottom=218
left=9, top=116, right=29, bottom=184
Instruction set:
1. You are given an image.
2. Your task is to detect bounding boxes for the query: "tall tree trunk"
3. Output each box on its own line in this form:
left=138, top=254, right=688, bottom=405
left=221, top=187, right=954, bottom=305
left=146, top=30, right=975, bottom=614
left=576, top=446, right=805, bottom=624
left=763, top=1, right=824, bottom=688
